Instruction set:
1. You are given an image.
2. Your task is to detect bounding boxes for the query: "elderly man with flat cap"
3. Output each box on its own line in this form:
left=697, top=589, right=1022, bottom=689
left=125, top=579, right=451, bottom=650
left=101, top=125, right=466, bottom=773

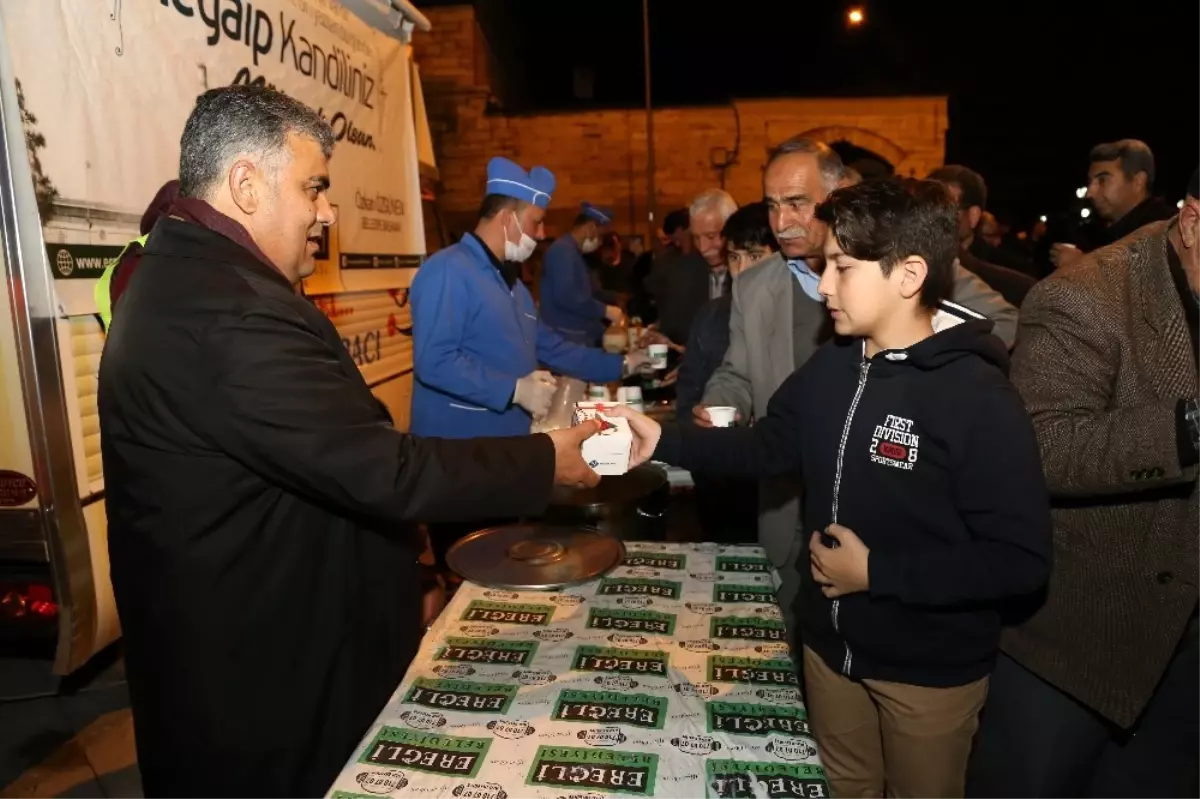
left=540, top=201, right=626, bottom=346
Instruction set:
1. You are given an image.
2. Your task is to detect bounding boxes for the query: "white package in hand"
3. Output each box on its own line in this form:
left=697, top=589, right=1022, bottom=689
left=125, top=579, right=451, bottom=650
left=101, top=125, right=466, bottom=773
left=572, top=402, right=632, bottom=476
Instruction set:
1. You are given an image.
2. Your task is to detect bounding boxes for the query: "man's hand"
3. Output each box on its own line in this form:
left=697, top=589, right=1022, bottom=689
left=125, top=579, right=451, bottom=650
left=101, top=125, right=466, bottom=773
left=810, top=524, right=870, bottom=598
left=1050, top=243, right=1084, bottom=269
left=513, top=370, right=557, bottom=418
left=692, top=405, right=714, bottom=428
left=660, top=366, right=679, bottom=387
left=605, top=305, right=626, bottom=326
left=603, top=405, right=662, bottom=468
left=547, top=420, right=603, bottom=488
left=638, top=328, right=672, bottom=349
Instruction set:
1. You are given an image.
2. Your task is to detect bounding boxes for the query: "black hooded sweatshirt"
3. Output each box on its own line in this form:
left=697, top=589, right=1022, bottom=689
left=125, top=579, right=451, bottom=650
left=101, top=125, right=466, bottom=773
left=657, top=320, right=1053, bottom=687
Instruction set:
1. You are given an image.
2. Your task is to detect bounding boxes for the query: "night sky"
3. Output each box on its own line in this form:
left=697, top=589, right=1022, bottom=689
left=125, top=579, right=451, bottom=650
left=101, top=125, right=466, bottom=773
left=414, top=0, right=1198, bottom=229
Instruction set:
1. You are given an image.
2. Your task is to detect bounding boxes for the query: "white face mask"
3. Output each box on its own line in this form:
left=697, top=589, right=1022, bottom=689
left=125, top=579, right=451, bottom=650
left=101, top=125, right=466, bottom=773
left=581, top=236, right=601, bottom=254
left=503, top=212, right=537, bottom=263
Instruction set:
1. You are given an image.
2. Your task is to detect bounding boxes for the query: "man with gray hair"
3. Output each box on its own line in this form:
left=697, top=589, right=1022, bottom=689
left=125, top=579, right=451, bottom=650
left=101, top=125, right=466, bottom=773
left=697, top=136, right=1019, bottom=647
left=99, top=85, right=607, bottom=797
left=1052, top=138, right=1176, bottom=269
left=647, top=188, right=738, bottom=346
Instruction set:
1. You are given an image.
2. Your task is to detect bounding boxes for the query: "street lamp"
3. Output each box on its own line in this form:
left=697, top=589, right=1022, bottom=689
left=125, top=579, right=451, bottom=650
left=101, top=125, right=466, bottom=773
left=847, top=6, right=865, bottom=26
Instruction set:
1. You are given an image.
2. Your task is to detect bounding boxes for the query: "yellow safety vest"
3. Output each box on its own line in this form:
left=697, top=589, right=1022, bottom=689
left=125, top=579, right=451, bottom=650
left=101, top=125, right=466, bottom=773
left=95, top=234, right=148, bottom=331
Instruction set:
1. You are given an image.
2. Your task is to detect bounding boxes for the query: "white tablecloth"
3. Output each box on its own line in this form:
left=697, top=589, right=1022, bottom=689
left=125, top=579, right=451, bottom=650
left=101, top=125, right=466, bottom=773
left=326, top=541, right=827, bottom=799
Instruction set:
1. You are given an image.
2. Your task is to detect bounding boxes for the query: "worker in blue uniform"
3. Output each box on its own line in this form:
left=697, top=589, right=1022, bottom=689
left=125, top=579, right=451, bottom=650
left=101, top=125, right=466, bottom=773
left=410, top=158, right=647, bottom=440
left=540, top=202, right=625, bottom=345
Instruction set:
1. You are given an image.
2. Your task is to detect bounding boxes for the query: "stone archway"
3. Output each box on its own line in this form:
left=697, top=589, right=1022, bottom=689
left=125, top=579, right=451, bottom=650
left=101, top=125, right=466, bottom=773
left=829, top=140, right=895, bottom=181
left=796, top=125, right=908, bottom=167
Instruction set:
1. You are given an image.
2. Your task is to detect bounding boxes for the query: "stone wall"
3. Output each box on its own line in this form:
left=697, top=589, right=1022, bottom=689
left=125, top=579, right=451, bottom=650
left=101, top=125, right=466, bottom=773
left=413, top=6, right=948, bottom=239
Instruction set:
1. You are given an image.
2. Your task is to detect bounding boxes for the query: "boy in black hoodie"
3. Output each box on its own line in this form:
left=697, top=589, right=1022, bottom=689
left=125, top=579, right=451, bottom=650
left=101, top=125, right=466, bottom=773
left=609, top=179, right=1052, bottom=798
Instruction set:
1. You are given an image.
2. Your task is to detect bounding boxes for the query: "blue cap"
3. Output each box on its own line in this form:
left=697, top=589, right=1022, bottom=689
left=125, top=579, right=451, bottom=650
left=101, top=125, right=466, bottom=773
left=485, top=157, right=556, bottom=209
left=581, top=202, right=613, bottom=225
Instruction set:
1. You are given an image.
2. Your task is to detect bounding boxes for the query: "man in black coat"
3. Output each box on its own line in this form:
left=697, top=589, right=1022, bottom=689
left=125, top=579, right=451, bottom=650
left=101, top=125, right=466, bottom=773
left=99, top=86, right=605, bottom=798
left=675, top=202, right=777, bottom=543
left=928, top=165, right=1037, bottom=309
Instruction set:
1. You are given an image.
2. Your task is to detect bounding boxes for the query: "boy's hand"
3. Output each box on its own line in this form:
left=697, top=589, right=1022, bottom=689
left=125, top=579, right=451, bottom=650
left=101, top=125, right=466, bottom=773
left=810, top=524, right=870, bottom=598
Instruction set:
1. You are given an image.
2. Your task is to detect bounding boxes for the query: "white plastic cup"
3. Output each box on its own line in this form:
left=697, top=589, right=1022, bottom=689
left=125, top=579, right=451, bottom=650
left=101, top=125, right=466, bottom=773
left=617, top=386, right=645, bottom=413
left=707, top=406, right=737, bottom=427
left=648, top=344, right=669, bottom=370
left=588, top=384, right=611, bottom=401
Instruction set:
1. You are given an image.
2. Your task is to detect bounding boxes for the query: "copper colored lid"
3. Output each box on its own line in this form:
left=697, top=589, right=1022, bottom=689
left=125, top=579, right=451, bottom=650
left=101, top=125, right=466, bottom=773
left=446, top=524, right=625, bottom=591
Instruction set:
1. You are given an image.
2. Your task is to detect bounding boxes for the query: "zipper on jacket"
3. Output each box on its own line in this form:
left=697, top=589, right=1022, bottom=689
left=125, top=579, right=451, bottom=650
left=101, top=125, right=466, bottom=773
left=829, top=348, right=871, bottom=677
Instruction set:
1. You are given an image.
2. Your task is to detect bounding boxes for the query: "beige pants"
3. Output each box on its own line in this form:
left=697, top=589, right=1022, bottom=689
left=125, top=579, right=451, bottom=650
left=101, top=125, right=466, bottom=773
left=802, top=646, right=988, bottom=798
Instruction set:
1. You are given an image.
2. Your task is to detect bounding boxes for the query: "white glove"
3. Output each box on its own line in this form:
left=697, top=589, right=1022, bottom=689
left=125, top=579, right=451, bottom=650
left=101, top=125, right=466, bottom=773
left=513, top=370, right=557, bottom=418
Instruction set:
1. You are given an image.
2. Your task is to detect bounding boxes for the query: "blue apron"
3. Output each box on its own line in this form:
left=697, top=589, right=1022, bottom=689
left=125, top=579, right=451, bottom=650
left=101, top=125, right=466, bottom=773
left=410, top=235, right=623, bottom=439
left=538, top=235, right=608, bottom=346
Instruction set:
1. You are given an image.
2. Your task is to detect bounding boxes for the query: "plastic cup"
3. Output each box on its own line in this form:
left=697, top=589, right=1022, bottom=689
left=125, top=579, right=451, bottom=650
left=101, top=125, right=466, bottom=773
left=648, top=344, right=669, bottom=370
left=706, top=406, right=737, bottom=427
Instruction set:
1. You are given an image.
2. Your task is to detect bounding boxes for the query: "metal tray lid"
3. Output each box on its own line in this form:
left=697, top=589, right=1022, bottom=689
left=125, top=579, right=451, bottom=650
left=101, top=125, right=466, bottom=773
left=445, top=523, right=625, bottom=591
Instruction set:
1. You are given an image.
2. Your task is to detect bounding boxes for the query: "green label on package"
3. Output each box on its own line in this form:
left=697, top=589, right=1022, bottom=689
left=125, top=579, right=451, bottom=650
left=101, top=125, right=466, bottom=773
left=434, top=637, right=540, bottom=666
left=706, top=760, right=828, bottom=798
left=622, top=552, right=687, bottom=570
left=587, top=607, right=677, bottom=635
left=403, top=677, right=518, bottom=715
left=715, top=555, right=772, bottom=573
left=572, top=645, right=669, bottom=677
left=710, top=615, right=787, bottom=641
left=707, top=701, right=812, bottom=737
left=358, top=726, right=490, bottom=779
left=598, top=578, right=682, bottom=599
left=460, top=600, right=554, bottom=625
left=553, top=689, right=669, bottom=730
left=707, top=655, right=799, bottom=685
left=714, top=583, right=776, bottom=603
left=527, top=745, right=659, bottom=796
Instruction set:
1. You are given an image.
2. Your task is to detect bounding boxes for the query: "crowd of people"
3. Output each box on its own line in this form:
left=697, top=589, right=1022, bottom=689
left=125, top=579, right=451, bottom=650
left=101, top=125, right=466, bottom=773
left=93, top=82, right=1196, bottom=799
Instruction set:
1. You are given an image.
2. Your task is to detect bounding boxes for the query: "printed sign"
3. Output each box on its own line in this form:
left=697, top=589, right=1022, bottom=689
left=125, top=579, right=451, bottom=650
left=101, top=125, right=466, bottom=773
left=436, top=638, right=540, bottom=666
left=715, top=556, right=772, bottom=573
left=598, top=578, right=682, bottom=600
left=710, top=616, right=787, bottom=642
left=44, top=244, right=124, bottom=281
left=553, top=690, right=669, bottom=731
left=622, top=552, right=686, bottom=570
left=706, top=760, right=828, bottom=799
left=714, top=584, right=776, bottom=604
left=403, top=678, right=519, bottom=715
left=12, top=1, right=426, bottom=283
left=707, top=656, right=800, bottom=686
left=527, top=747, right=659, bottom=796
left=572, top=646, right=669, bottom=677
left=586, top=608, right=677, bottom=635
left=359, top=727, right=490, bottom=779
left=707, top=703, right=812, bottom=738
left=461, top=601, right=555, bottom=626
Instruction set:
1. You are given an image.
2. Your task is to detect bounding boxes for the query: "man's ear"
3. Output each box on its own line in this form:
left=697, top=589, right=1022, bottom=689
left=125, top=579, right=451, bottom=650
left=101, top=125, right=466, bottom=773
left=1180, top=201, right=1199, bottom=249
left=1132, top=170, right=1150, bottom=196
left=897, top=255, right=928, bottom=301
left=228, top=160, right=260, bottom=215
left=967, top=206, right=983, bottom=231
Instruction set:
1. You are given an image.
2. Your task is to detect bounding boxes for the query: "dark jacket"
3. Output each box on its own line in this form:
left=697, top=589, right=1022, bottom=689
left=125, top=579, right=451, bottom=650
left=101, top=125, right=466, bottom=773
left=657, top=321, right=1053, bottom=687
left=100, top=217, right=555, bottom=797
left=676, top=294, right=731, bottom=422
left=1003, top=220, right=1199, bottom=728
left=960, top=248, right=1037, bottom=309
left=1078, top=196, right=1177, bottom=252
left=646, top=250, right=729, bottom=346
